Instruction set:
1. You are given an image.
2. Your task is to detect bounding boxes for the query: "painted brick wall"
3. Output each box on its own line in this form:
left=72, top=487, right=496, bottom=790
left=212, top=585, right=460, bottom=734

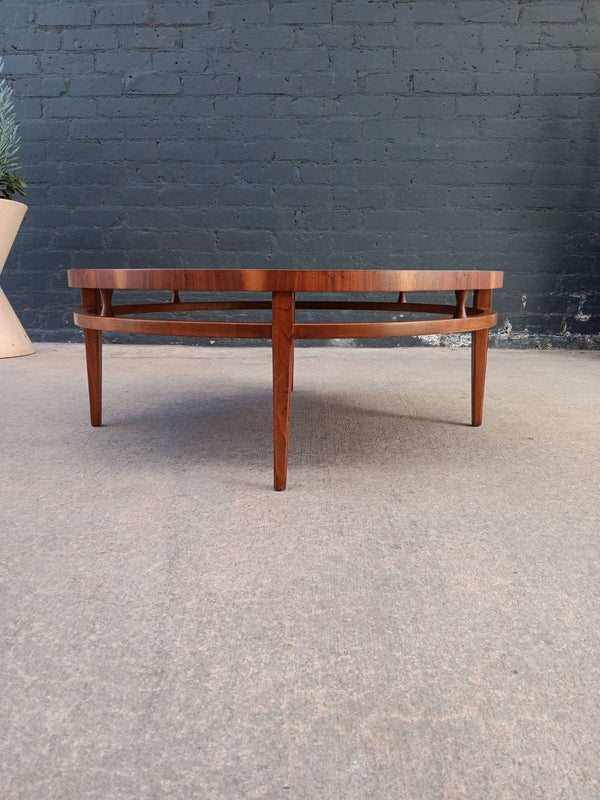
left=1, top=0, right=599, bottom=347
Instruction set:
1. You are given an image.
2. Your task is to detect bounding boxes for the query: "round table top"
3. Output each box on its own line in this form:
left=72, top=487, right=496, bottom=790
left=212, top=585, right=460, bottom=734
left=68, top=268, right=503, bottom=293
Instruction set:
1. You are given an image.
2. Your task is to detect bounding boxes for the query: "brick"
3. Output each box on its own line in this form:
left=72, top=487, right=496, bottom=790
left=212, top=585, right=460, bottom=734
left=70, top=119, right=126, bottom=139
left=12, top=97, right=39, bottom=119
left=518, top=49, right=577, bottom=71
left=294, top=26, right=354, bottom=47
left=7, top=30, right=61, bottom=50
left=183, top=74, right=238, bottom=95
left=153, top=2, right=209, bottom=24
left=16, top=77, right=68, bottom=96
left=396, top=96, right=456, bottom=118
left=412, top=71, right=476, bottom=94
left=275, top=97, right=335, bottom=116
left=94, top=4, right=151, bottom=24
left=297, top=72, right=356, bottom=96
left=454, top=48, right=516, bottom=70
left=39, top=52, right=95, bottom=73
left=300, top=118, right=360, bottom=139
left=361, top=210, right=420, bottom=230
left=158, top=140, right=216, bottom=161
left=98, top=96, right=212, bottom=117
left=365, top=73, right=411, bottom=94
left=96, top=52, right=153, bottom=73
left=270, top=2, right=332, bottom=24
left=62, top=28, right=118, bottom=50
left=209, top=50, right=271, bottom=73
left=239, top=73, right=301, bottom=95
left=102, top=141, right=158, bottom=161
left=333, top=186, right=392, bottom=208
left=182, top=27, right=231, bottom=49
left=459, top=1, right=519, bottom=23
left=334, top=141, right=388, bottom=161
left=336, top=96, right=394, bottom=117
left=274, top=185, right=331, bottom=207
left=269, top=48, right=331, bottom=72
left=536, top=72, right=599, bottom=94
left=274, top=138, right=332, bottom=160
left=457, top=95, right=519, bottom=116
left=518, top=96, right=580, bottom=117
left=389, top=139, right=453, bottom=161
left=152, top=51, right=208, bottom=72
left=69, top=74, right=122, bottom=96
left=118, top=27, right=181, bottom=49
left=0, top=54, right=39, bottom=75
left=216, top=140, right=276, bottom=161
left=418, top=25, right=480, bottom=50
left=125, top=71, right=181, bottom=95
left=520, top=3, right=583, bottom=22
left=333, top=2, right=395, bottom=22
left=398, top=49, right=454, bottom=70
left=355, top=25, right=416, bottom=48
left=233, top=27, right=295, bottom=50
left=538, top=24, right=598, bottom=48
left=395, top=2, right=458, bottom=23
left=215, top=186, right=272, bottom=206
left=415, top=164, right=475, bottom=184
left=37, top=4, right=92, bottom=25
left=476, top=163, right=533, bottom=185
left=217, top=229, right=272, bottom=251
left=240, top=164, right=298, bottom=184
left=1, top=2, right=34, bottom=25
left=214, top=96, right=272, bottom=116
left=453, top=140, right=510, bottom=162
left=476, top=71, right=534, bottom=94
left=43, top=97, right=96, bottom=117
left=211, top=3, right=270, bottom=24
left=241, top=118, right=301, bottom=138
left=330, top=48, right=394, bottom=73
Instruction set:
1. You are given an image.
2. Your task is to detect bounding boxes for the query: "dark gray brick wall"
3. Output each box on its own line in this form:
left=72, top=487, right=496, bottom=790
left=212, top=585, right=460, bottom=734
left=1, top=0, right=599, bottom=347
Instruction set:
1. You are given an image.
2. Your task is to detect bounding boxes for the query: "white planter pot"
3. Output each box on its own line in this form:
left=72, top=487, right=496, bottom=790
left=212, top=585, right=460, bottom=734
left=0, top=198, right=34, bottom=358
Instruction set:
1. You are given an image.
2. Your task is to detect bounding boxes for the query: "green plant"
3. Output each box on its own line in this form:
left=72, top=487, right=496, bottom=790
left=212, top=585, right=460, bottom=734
left=0, top=57, right=27, bottom=200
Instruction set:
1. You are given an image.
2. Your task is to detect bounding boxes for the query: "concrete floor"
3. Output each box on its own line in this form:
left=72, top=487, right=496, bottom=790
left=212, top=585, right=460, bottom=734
left=1, top=343, right=599, bottom=799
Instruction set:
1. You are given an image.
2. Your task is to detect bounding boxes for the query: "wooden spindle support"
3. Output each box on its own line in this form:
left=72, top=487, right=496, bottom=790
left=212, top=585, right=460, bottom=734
left=454, top=290, right=468, bottom=319
left=100, top=288, right=114, bottom=317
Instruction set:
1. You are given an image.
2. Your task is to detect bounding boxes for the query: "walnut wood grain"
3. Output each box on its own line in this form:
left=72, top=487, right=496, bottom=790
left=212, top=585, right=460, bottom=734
left=108, top=299, right=483, bottom=316
left=294, top=313, right=496, bottom=339
left=82, top=288, right=102, bottom=427
left=73, top=311, right=272, bottom=339
left=272, top=292, right=295, bottom=491
left=68, top=268, right=504, bottom=293
left=471, top=289, right=492, bottom=427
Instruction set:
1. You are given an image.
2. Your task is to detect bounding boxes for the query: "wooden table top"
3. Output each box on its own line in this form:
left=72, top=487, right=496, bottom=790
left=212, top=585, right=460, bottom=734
left=68, top=268, right=504, bottom=293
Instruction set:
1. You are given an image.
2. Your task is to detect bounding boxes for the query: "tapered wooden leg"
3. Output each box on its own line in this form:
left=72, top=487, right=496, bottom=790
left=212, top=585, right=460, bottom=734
left=82, top=289, right=102, bottom=427
left=471, top=329, right=488, bottom=427
left=272, top=291, right=295, bottom=490
left=471, top=289, right=491, bottom=427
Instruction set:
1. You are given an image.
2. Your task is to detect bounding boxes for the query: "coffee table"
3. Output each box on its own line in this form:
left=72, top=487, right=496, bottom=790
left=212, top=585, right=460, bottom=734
left=68, top=269, right=503, bottom=490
